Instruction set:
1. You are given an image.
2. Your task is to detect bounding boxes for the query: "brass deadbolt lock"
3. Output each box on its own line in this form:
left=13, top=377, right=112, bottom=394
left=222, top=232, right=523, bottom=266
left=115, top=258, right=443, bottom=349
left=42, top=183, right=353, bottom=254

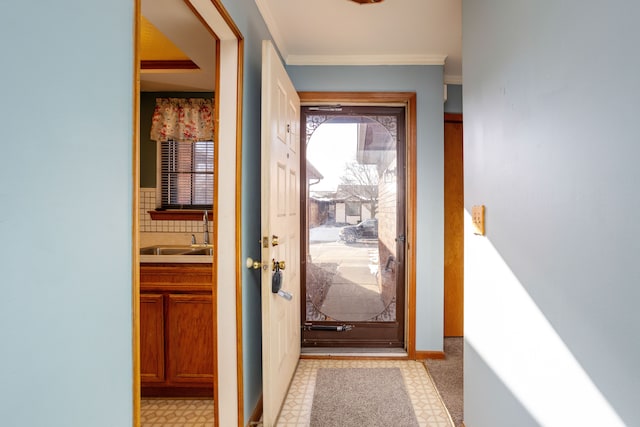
left=272, top=260, right=285, bottom=271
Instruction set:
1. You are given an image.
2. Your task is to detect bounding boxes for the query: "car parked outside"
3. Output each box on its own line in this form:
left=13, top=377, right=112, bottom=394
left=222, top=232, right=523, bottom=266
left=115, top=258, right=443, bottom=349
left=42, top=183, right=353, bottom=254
left=339, top=218, right=378, bottom=243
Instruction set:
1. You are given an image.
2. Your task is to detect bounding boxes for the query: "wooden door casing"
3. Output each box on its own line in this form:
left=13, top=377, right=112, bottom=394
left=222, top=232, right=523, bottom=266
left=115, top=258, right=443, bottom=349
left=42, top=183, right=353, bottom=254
left=444, top=113, right=464, bottom=337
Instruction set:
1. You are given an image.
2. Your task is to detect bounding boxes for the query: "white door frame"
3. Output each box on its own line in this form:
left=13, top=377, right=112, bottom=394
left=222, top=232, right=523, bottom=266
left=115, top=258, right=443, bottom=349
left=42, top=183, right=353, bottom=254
left=187, top=2, right=243, bottom=426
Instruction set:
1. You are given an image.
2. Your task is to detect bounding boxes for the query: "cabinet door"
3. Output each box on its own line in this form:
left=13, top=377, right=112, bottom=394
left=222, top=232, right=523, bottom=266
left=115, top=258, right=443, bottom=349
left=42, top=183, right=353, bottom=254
left=140, top=294, right=165, bottom=383
left=167, top=294, right=214, bottom=384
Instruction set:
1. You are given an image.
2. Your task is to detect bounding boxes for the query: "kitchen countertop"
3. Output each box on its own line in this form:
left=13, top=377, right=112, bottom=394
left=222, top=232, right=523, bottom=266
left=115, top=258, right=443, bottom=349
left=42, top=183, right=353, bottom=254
left=139, top=244, right=213, bottom=264
left=140, top=254, right=213, bottom=264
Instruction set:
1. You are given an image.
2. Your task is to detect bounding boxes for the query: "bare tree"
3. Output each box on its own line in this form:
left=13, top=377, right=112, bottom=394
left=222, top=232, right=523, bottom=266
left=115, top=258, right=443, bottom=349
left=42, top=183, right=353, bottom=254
left=339, top=161, right=379, bottom=216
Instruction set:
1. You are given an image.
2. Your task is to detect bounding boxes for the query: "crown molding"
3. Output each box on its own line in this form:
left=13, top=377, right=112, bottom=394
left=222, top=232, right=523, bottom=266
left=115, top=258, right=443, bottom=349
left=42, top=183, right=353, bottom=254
left=140, top=60, right=199, bottom=70
left=286, top=53, right=447, bottom=66
left=444, top=75, right=463, bottom=85
left=255, top=0, right=289, bottom=58
left=254, top=0, right=462, bottom=82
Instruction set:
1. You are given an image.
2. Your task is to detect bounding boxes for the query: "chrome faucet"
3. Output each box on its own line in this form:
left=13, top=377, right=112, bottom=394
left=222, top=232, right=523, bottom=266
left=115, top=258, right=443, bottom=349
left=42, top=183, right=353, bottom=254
left=203, top=210, right=210, bottom=245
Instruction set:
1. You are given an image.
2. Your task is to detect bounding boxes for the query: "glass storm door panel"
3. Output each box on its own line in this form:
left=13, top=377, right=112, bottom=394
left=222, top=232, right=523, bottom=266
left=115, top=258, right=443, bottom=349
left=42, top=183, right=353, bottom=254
left=301, top=106, right=406, bottom=348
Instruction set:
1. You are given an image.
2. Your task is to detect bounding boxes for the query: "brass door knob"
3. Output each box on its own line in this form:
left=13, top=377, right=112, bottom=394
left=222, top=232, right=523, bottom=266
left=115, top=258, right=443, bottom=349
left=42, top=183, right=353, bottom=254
left=246, top=257, right=262, bottom=270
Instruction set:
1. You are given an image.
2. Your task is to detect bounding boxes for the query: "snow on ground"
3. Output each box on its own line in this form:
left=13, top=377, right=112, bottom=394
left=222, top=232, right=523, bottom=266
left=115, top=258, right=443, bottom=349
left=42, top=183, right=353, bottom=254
left=309, top=225, right=343, bottom=242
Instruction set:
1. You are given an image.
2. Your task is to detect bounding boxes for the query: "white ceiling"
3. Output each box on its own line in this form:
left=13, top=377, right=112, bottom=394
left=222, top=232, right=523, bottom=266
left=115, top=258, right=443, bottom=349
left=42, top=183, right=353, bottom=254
left=256, top=0, right=462, bottom=84
left=139, top=0, right=462, bottom=92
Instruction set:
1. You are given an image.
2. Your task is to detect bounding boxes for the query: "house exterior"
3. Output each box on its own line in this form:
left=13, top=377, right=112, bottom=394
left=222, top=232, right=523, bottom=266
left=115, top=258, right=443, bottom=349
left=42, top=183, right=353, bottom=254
left=310, top=185, right=377, bottom=226
left=1, top=1, right=638, bottom=427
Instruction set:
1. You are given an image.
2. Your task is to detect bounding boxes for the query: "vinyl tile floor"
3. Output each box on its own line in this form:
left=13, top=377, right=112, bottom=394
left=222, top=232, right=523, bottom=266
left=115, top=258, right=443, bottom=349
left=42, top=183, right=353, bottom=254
left=140, top=398, right=214, bottom=426
left=141, top=360, right=454, bottom=427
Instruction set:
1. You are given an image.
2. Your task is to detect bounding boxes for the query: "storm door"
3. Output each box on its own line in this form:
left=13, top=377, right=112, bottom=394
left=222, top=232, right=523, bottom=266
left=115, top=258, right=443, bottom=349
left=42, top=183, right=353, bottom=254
left=301, top=105, right=406, bottom=347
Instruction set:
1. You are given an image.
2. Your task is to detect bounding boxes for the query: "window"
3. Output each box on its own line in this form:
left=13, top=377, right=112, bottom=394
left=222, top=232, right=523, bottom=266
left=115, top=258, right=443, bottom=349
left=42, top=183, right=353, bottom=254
left=160, top=140, right=213, bottom=209
left=345, top=201, right=361, bottom=216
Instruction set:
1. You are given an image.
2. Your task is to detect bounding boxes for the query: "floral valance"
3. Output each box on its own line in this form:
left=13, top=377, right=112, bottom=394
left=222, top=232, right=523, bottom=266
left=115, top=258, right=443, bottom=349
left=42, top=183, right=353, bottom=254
left=150, top=98, right=214, bottom=142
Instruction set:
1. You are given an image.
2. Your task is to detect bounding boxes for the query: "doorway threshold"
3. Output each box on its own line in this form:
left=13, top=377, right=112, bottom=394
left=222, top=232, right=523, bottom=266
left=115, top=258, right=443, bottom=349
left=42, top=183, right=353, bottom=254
left=301, top=347, right=408, bottom=358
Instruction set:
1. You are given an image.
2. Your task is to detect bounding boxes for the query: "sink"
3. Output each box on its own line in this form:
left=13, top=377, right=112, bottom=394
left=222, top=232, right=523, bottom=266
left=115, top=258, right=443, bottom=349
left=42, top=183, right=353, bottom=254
left=140, top=245, right=213, bottom=256
left=184, top=247, right=214, bottom=256
left=140, top=246, right=189, bottom=255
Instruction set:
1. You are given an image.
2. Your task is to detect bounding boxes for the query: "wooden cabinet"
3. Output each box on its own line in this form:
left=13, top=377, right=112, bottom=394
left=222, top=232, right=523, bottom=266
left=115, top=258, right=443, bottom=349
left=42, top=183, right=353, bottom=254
left=140, top=294, right=165, bottom=383
left=167, top=294, right=214, bottom=384
left=140, top=263, right=214, bottom=397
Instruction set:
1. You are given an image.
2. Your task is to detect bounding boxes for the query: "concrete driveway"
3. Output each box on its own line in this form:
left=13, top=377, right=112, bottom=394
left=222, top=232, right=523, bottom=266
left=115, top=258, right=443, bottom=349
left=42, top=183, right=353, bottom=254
left=308, top=240, right=382, bottom=321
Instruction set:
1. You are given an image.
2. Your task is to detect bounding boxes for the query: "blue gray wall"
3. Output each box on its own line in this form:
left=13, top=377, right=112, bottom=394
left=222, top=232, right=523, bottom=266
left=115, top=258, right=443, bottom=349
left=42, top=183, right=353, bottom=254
left=444, top=84, right=462, bottom=114
left=0, top=1, right=133, bottom=426
left=220, top=0, right=273, bottom=421
left=287, top=65, right=446, bottom=351
left=463, top=0, right=640, bottom=425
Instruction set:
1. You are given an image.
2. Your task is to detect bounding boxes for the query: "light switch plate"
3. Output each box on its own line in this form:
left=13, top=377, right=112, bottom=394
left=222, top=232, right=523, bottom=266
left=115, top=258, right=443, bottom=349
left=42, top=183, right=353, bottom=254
left=472, top=205, right=485, bottom=235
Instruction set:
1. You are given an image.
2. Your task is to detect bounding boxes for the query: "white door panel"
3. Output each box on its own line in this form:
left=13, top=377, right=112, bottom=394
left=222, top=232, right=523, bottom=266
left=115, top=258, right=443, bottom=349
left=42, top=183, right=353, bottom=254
left=261, top=40, right=301, bottom=427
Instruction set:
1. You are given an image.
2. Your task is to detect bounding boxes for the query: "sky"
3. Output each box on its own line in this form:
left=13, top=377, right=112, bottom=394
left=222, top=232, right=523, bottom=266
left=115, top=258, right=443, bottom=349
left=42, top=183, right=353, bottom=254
left=306, top=123, right=357, bottom=191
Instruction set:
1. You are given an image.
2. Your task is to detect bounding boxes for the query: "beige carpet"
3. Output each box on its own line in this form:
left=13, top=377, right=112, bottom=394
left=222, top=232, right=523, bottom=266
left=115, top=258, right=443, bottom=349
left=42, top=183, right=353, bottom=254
left=310, top=367, right=419, bottom=426
left=424, top=337, right=464, bottom=427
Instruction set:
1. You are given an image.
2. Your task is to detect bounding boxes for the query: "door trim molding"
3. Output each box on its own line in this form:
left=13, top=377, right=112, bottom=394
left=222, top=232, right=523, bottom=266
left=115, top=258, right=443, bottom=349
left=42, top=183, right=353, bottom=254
left=415, top=350, right=446, bottom=360
left=298, top=92, right=417, bottom=358
left=444, top=112, right=464, bottom=337
left=132, top=2, right=141, bottom=426
left=444, top=112, right=462, bottom=123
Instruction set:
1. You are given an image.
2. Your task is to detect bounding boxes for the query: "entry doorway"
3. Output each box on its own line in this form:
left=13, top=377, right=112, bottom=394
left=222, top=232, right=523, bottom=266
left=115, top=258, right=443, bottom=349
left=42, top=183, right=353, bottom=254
left=301, top=103, right=410, bottom=348
left=133, top=0, right=243, bottom=425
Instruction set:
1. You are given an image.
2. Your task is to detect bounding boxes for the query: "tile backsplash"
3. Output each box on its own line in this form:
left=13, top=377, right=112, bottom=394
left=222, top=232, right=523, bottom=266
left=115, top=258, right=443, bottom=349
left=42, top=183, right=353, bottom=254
left=140, top=188, right=211, bottom=234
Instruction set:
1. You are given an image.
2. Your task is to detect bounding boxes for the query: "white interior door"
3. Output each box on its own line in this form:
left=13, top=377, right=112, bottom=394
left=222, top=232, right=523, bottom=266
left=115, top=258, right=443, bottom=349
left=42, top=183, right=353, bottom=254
left=261, top=40, right=301, bottom=427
